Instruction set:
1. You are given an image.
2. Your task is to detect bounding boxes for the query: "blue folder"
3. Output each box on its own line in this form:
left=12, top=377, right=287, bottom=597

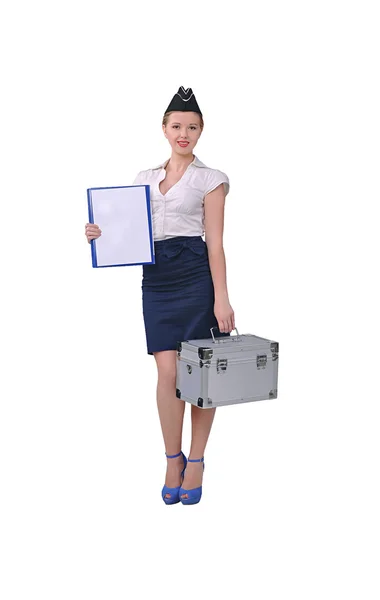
left=87, top=184, right=155, bottom=268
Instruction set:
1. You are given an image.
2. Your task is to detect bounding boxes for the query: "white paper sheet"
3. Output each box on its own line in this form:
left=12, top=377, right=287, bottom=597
left=87, top=185, right=154, bottom=267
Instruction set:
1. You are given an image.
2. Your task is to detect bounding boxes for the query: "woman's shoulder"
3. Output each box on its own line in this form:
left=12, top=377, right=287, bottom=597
left=206, top=166, right=229, bottom=178
left=193, top=163, right=228, bottom=186
left=132, top=167, right=156, bottom=185
left=198, top=164, right=230, bottom=196
left=200, top=164, right=229, bottom=180
left=197, top=161, right=228, bottom=179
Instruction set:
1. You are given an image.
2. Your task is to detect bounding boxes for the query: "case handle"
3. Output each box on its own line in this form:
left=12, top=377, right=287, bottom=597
left=210, top=326, right=240, bottom=344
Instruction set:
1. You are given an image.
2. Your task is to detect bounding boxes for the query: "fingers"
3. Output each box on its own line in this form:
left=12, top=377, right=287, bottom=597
left=218, top=317, right=234, bottom=334
left=218, top=312, right=235, bottom=334
left=85, top=223, right=101, bottom=233
left=85, top=223, right=102, bottom=243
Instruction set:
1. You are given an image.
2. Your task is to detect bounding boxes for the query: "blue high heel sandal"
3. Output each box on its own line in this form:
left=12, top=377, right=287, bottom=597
left=161, top=451, right=187, bottom=505
left=179, top=457, right=205, bottom=505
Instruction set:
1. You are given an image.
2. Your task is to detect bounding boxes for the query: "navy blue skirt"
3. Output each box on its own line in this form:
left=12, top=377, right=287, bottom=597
left=141, top=236, right=230, bottom=355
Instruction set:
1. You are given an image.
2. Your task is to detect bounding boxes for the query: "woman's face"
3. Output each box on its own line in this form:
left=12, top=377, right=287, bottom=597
left=163, top=111, right=202, bottom=157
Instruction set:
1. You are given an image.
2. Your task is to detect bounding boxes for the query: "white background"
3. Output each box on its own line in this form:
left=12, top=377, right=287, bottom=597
left=1, top=1, right=379, bottom=598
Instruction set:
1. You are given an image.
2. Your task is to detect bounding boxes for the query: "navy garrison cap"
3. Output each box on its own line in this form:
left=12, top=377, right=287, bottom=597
left=164, top=86, right=202, bottom=117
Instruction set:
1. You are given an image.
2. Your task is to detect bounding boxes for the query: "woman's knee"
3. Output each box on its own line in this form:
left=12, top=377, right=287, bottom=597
left=153, top=350, right=177, bottom=386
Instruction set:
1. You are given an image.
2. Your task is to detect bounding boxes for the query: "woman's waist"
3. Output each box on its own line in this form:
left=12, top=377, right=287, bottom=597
left=154, top=235, right=203, bottom=246
left=152, top=235, right=205, bottom=257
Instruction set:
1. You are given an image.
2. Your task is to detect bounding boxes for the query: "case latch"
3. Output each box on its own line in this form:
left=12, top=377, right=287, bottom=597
left=257, top=354, right=267, bottom=369
left=217, top=358, right=228, bottom=374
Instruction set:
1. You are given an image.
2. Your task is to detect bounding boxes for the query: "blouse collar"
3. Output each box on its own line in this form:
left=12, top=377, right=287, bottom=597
left=152, top=155, right=208, bottom=170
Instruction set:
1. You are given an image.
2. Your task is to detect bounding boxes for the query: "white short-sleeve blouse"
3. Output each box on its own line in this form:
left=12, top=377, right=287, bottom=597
left=132, top=155, right=229, bottom=241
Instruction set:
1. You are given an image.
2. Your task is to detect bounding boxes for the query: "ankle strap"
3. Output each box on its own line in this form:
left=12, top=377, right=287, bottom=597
left=187, top=457, right=204, bottom=463
left=166, top=451, right=182, bottom=459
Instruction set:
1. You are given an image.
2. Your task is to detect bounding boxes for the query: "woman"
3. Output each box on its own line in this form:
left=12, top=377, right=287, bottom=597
left=85, top=86, right=235, bottom=505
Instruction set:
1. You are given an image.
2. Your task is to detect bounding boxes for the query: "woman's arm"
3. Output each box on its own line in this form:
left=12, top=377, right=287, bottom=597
left=204, top=183, right=228, bottom=298
left=204, top=184, right=235, bottom=332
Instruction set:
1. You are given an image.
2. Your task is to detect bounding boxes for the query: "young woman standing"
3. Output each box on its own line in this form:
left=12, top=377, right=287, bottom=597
left=85, top=86, right=235, bottom=504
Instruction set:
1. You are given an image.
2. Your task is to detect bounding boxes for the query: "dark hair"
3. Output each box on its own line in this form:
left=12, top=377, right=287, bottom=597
left=162, top=110, right=204, bottom=131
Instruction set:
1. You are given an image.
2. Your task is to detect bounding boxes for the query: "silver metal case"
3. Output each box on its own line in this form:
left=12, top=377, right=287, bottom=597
left=176, top=329, right=279, bottom=409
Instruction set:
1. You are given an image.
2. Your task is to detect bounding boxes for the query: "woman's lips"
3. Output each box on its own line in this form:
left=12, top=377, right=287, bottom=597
left=177, top=141, right=189, bottom=147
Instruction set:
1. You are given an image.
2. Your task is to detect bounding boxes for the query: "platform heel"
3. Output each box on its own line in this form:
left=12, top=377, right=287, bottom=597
left=179, top=457, right=205, bottom=505
left=161, top=451, right=187, bottom=505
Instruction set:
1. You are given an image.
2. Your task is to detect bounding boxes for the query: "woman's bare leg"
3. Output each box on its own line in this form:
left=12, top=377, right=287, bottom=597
left=180, top=405, right=216, bottom=499
left=154, top=350, right=186, bottom=499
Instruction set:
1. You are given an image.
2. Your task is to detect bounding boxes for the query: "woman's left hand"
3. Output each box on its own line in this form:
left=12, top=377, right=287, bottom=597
left=214, top=297, right=235, bottom=333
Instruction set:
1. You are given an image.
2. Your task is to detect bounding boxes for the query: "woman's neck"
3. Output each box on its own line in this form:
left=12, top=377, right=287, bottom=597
left=166, top=153, right=194, bottom=172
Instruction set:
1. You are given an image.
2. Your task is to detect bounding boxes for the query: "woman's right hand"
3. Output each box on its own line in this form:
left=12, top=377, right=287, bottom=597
left=85, top=223, right=102, bottom=243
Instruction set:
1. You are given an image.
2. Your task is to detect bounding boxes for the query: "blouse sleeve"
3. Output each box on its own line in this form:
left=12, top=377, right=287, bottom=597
left=204, top=169, right=230, bottom=197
